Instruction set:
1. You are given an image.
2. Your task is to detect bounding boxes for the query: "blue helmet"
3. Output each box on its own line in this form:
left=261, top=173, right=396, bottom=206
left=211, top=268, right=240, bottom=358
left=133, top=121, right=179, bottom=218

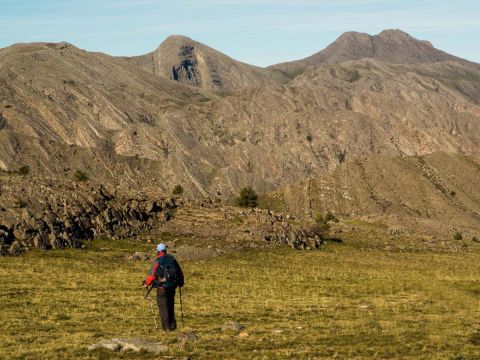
left=156, top=243, right=167, bottom=252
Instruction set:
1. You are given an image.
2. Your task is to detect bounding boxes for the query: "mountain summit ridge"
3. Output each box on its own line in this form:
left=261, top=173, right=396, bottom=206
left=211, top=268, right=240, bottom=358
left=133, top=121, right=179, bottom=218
left=270, top=29, right=469, bottom=76
left=125, top=34, right=287, bottom=91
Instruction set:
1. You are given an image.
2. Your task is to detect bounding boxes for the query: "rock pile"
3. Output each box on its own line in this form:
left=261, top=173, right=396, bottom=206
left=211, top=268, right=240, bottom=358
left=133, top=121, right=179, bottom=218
left=0, top=178, right=176, bottom=255
left=262, top=222, right=325, bottom=250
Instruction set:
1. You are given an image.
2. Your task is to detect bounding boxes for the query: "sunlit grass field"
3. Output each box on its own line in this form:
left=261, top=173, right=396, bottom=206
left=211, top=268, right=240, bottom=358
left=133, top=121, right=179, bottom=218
left=1, top=238, right=480, bottom=359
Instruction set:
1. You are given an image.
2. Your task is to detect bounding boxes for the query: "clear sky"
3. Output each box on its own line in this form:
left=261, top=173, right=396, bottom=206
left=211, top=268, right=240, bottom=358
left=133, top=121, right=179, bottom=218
left=1, top=0, right=479, bottom=67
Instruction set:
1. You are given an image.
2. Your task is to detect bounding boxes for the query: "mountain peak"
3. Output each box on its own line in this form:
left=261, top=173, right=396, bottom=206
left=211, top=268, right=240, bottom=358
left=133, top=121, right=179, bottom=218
left=270, top=29, right=466, bottom=75
left=378, top=29, right=411, bottom=38
left=160, top=35, right=196, bottom=46
left=125, top=34, right=286, bottom=90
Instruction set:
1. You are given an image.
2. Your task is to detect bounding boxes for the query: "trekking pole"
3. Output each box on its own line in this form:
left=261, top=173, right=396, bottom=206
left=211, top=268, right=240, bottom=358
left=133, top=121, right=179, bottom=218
left=179, top=287, right=184, bottom=327
left=144, top=285, right=158, bottom=329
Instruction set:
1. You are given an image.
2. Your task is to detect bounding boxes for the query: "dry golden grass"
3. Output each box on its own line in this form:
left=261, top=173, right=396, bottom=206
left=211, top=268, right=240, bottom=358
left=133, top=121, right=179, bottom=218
left=1, top=238, right=480, bottom=359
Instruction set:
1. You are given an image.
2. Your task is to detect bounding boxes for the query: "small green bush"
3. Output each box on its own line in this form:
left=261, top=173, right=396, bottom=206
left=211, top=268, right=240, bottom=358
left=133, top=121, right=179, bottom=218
left=324, top=211, right=338, bottom=223
left=16, top=199, right=28, bottom=208
left=306, top=134, right=313, bottom=143
left=453, top=232, right=463, bottom=241
left=450, top=190, right=456, bottom=196
left=17, top=165, right=30, bottom=175
left=74, top=170, right=89, bottom=182
left=472, top=236, right=479, bottom=243
left=236, top=186, right=258, bottom=208
left=172, top=184, right=184, bottom=195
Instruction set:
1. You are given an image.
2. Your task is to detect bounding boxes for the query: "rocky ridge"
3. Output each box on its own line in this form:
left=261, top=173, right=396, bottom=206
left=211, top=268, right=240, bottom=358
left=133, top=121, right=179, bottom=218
left=0, top=175, right=327, bottom=254
left=0, top=176, right=177, bottom=254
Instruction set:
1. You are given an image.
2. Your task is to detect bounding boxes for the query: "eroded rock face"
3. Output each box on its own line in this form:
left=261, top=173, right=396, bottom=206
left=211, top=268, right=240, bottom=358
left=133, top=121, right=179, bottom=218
left=0, top=177, right=176, bottom=254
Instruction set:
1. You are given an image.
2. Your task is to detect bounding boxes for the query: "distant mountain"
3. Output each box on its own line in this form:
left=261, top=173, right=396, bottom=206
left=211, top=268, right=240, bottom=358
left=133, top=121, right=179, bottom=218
left=0, top=31, right=480, bottom=211
left=125, top=35, right=287, bottom=91
left=270, top=29, right=469, bottom=76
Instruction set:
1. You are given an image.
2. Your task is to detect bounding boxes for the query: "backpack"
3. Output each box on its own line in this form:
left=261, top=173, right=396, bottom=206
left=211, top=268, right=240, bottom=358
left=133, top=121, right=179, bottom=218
left=155, top=255, right=178, bottom=288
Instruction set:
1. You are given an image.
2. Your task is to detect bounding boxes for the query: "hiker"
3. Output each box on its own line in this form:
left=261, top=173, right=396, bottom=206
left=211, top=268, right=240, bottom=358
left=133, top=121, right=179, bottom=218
left=144, top=243, right=184, bottom=331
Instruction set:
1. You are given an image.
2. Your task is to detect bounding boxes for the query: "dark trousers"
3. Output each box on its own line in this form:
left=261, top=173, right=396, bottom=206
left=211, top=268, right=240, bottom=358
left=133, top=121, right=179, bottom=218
left=156, top=287, right=176, bottom=331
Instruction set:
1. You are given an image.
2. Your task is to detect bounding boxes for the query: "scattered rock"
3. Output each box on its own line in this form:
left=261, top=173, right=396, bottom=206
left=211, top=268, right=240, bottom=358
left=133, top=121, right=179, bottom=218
left=221, top=321, right=245, bottom=331
left=88, top=339, right=122, bottom=351
left=124, top=252, right=152, bottom=261
left=88, top=338, right=167, bottom=354
left=177, top=331, right=198, bottom=343
left=176, top=331, right=198, bottom=350
left=238, top=331, right=249, bottom=338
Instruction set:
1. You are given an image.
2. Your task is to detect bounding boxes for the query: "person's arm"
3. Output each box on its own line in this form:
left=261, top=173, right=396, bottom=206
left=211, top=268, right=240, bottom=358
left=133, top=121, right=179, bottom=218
left=175, top=260, right=184, bottom=287
left=145, top=260, right=159, bottom=286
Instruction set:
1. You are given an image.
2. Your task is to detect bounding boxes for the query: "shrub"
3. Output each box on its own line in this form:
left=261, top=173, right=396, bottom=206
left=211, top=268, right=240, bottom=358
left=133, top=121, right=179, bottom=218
left=236, top=186, right=258, bottom=208
left=172, top=184, right=184, bottom=195
left=453, top=232, right=463, bottom=241
left=74, top=170, right=89, bottom=182
left=472, top=236, right=479, bottom=243
left=306, top=134, right=313, bottom=143
left=450, top=190, right=456, bottom=196
left=16, top=199, right=28, bottom=208
left=324, top=211, right=338, bottom=223
left=164, top=208, right=175, bottom=221
left=313, top=218, right=330, bottom=234
left=17, top=165, right=30, bottom=175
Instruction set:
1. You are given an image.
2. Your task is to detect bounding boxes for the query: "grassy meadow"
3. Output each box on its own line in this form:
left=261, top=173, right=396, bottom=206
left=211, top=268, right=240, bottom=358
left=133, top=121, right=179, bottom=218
left=1, top=237, right=480, bottom=359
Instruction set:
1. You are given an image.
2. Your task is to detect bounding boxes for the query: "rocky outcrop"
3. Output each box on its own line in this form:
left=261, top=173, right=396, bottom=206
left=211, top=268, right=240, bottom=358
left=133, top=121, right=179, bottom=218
left=262, top=222, right=325, bottom=250
left=0, top=178, right=176, bottom=255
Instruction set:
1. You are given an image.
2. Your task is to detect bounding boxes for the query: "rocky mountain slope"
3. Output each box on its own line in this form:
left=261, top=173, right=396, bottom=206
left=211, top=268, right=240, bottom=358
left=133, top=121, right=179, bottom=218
left=265, top=152, right=480, bottom=237
left=125, top=35, right=287, bottom=91
left=1, top=30, right=480, bottom=238
left=271, top=30, right=468, bottom=76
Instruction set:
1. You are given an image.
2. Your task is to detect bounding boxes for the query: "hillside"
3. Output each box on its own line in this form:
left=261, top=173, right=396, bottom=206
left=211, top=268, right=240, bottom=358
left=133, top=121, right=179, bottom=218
left=1, top=39, right=480, bottom=199
left=0, top=31, right=480, bottom=240
left=266, top=153, right=480, bottom=237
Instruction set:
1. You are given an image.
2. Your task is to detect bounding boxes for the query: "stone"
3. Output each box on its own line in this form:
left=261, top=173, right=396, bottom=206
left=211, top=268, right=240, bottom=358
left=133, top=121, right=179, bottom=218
left=221, top=321, right=245, bottom=331
left=112, top=338, right=168, bottom=354
left=87, top=339, right=122, bottom=351
left=238, top=331, right=249, bottom=338
left=177, top=331, right=198, bottom=343
left=88, top=338, right=167, bottom=354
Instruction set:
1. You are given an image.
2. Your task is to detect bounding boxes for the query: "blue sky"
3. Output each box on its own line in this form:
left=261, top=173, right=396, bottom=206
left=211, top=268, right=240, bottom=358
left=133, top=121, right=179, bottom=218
left=1, top=0, right=479, bottom=66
